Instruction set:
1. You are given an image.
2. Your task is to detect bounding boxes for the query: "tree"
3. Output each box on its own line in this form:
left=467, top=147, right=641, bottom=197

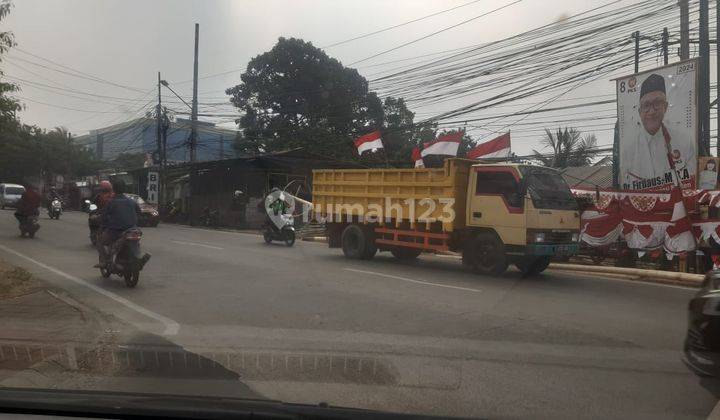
left=227, top=37, right=383, bottom=160
left=531, top=127, right=603, bottom=168
left=0, top=0, right=20, bottom=125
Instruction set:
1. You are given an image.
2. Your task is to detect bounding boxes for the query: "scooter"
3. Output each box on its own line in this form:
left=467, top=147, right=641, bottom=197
left=48, top=198, right=62, bottom=220
left=263, top=213, right=295, bottom=247
left=98, top=227, right=150, bottom=288
left=18, top=214, right=40, bottom=238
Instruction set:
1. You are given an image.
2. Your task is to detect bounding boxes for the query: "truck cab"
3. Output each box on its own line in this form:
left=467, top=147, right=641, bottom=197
left=465, top=164, right=580, bottom=275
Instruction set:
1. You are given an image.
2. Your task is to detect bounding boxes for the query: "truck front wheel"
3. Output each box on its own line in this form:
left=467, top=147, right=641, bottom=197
left=464, top=232, right=508, bottom=276
left=515, top=256, right=551, bottom=277
left=341, top=224, right=376, bottom=260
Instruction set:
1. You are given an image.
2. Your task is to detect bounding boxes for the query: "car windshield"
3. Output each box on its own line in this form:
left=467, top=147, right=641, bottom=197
left=520, top=167, right=579, bottom=211
left=0, top=1, right=715, bottom=419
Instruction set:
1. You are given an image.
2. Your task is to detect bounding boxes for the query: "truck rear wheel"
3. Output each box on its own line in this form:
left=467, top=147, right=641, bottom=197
left=391, top=248, right=422, bottom=260
left=464, top=232, right=508, bottom=276
left=515, top=256, right=551, bottom=276
left=341, top=224, right=376, bottom=260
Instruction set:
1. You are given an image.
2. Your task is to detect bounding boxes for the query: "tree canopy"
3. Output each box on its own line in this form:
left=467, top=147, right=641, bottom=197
left=227, top=37, right=383, bottom=160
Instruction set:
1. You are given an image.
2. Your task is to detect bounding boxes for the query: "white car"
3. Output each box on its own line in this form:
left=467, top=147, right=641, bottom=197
left=0, top=183, right=25, bottom=209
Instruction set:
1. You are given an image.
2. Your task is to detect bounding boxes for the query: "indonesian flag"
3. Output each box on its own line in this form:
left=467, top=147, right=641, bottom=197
left=354, top=130, right=384, bottom=155
left=467, top=132, right=511, bottom=159
left=421, top=131, right=462, bottom=157
left=664, top=186, right=696, bottom=255
left=411, top=146, right=424, bottom=168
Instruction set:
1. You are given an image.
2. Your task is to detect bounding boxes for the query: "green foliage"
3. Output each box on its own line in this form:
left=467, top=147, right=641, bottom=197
left=0, top=126, right=101, bottom=183
left=227, top=37, right=383, bottom=160
left=531, top=127, right=601, bottom=168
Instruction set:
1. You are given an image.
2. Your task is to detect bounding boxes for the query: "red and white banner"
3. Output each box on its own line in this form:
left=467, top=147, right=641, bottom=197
left=467, top=132, right=511, bottom=159
left=421, top=131, right=462, bottom=157
left=411, top=146, right=424, bottom=168
left=574, top=186, right=703, bottom=255
left=354, top=130, right=384, bottom=155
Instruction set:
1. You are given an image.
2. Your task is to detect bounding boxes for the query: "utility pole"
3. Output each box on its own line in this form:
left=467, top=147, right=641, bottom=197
left=680, top=0, right=689, bottom=60
left=700, top=0, right=710, bottom=156
left=156, top=71, right=163, bottom=206
left=633, top=31, right=640, bottom=73
left=190, top=23, right=199, bottom=163
left=156, top=72, right=162, bottom=162
left=662, top=27, right=669, bottom=65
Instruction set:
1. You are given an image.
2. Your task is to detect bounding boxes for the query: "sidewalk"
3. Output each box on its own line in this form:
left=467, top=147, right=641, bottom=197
left=0, top=259, right=120, bottom=388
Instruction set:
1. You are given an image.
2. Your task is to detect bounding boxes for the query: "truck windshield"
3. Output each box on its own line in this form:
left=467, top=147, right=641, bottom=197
left=520, top=167, right=577, bottom=211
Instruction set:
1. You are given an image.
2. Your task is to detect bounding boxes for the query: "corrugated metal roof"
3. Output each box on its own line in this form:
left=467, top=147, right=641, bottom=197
left=559, top=166, right=613, bottom=189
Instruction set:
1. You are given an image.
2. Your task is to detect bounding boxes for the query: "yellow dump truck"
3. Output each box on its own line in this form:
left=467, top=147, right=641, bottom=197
left=312, top=158, right=581, bottom=276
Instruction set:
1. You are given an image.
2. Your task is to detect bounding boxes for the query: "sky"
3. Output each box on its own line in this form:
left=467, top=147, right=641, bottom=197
left=1, top=0, right=700, bottom=157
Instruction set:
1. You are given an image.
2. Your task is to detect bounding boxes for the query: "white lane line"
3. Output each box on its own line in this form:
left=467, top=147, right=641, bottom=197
left=170, top=240, right=224, bottom=250
left=343, top=268, right=482, bottom=293
left=0, top=244, right=180, bottom=336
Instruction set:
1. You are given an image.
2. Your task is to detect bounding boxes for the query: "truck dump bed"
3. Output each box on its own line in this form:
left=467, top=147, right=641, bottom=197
left=312, top=158, right=473, bottom=232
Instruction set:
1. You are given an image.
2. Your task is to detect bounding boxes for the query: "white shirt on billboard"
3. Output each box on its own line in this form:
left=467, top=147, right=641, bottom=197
left=621, top=121, right=695, bottom=187
left=699, top=166, right=717, bottom=190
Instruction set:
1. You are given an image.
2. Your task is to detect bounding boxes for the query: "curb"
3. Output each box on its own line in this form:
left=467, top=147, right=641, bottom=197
left=548, top=263, right=703, bottom=287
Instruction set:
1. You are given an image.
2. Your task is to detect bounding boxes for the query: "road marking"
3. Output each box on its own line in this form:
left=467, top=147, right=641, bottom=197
left=170, top=240, right=223, bottom=250
left=343, top=268, right=482, bottom=293
left=0, top=244, right=180, bottom=336
left=435, top=254, right=461, bottom=259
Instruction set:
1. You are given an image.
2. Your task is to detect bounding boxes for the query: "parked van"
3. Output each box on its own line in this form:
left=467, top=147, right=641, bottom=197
left=0, top=183, right=25, bottom=209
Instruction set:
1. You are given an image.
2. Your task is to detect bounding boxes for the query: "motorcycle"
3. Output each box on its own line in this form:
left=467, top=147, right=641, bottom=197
left=18, top=214, right=40, bottom=238
left=263, top=213, right=295, bottom=247
left=48, top=198, right=62, bottom=220
left=87, top=202, right=100, bottom=246
left=98, top=227, right=150, bottom=288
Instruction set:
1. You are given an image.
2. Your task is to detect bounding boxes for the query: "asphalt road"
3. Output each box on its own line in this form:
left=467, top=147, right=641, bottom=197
left=0, top=209, right=718, bottom=419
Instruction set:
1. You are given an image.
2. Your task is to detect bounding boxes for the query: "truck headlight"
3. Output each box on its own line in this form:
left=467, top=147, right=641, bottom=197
left=571, top=232, right=580, bottom=242
left=533, top=232, right=545, bottom=243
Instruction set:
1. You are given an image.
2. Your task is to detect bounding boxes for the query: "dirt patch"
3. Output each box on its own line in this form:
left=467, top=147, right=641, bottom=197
left=0, top=259, right=42, bottom=299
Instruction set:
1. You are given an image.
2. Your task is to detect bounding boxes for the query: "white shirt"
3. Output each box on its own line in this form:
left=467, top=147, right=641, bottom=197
left=699, top=169, right=717, bottom=190
left=621, top=123, right=695, bottom=189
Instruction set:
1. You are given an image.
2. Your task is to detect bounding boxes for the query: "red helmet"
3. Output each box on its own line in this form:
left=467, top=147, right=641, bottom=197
left=99, top=180, right=113, bottom=192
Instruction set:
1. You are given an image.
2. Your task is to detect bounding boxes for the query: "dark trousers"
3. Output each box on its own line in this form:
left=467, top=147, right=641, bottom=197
left=98, top=229, right=123, bottom=264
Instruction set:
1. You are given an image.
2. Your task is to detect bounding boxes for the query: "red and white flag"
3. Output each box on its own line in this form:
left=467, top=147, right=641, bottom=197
left=421, top=131, right=462, bottom=157
left=467, top=132, right=511, bottom=159
left=354, top=130, right=384, bottom=155
left=664, top=186, right=696, bottom=255
left=411, top=146, right=424, bottom=168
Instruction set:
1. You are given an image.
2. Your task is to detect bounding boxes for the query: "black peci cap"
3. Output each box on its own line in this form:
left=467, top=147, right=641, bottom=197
left=640, top=73, right=666, bottom=98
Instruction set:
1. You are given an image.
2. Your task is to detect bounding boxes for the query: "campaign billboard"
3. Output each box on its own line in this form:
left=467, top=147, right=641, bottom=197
left=617, top=59, right=698, bottom=191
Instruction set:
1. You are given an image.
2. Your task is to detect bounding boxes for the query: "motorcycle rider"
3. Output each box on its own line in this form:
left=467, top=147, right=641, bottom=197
left=93, top=180, right=114, bottom=211
left=46, top=187, right=61, bottom=211
left=95, top=180, right=149, bottom=268
left=14, top=184, right=41, bottom=226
